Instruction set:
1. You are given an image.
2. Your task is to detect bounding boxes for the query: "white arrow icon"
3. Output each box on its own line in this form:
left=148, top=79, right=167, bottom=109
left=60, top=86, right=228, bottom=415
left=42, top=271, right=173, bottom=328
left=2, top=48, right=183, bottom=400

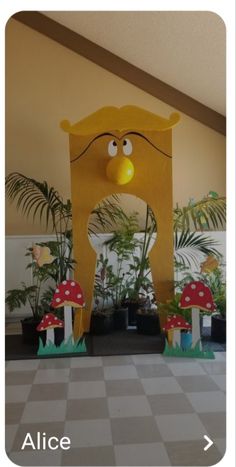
left=204, top=435, right=214, bottom=451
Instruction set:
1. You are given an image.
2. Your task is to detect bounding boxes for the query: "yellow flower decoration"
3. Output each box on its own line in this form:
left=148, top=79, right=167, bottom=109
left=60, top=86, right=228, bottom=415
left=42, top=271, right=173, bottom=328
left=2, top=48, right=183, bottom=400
left=200, top=255, right=219, bottom=274
left=32, top=245, right=55, bottom=267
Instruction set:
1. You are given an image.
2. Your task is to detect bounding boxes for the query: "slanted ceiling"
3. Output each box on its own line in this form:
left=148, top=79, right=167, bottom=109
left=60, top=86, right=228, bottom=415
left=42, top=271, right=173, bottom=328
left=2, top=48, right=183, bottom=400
left=13, top=11, right=226, bottom=135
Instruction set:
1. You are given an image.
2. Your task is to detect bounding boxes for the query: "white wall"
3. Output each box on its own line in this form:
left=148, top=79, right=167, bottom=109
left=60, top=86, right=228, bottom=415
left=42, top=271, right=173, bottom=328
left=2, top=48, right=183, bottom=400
left=6, top=232, right=226, bottom=320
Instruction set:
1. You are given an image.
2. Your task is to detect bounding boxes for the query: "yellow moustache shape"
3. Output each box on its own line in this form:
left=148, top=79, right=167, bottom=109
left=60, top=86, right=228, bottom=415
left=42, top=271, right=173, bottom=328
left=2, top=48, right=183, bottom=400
left=106, top=156, right=134, bottom=185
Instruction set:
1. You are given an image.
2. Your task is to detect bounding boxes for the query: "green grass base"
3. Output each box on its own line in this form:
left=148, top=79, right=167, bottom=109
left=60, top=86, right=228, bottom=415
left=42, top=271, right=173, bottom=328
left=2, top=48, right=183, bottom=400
left=163, top=340, right=215, bottom=359
left=37, top=336, right=87, bottom=356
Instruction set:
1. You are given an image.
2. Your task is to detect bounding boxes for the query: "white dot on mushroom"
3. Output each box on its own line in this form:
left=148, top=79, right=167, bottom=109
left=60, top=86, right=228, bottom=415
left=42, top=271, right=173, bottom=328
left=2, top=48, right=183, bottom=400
left=185, top=296, right=190, bottom=302
left=77, top=294, right=82, bottom=298
left=55, top=289, right=59, bottom=293
left=191, top=284, right=196, bottom=289
left=71, top=282, right=75, bottom=286
left=62, top=280, right=67, bottom=285
left=65, top=290, right=70, bottom=295
left=206, top=303, right=211, bottom=308
left=199, top=291, right=204, bottom=297
left=56, top=298, right=61, bottom=303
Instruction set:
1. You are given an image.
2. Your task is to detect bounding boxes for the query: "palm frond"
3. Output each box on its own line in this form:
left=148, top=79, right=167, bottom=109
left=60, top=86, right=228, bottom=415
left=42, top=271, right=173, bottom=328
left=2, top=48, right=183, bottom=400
left=5, top=172, right=65, bottom=229
left=174, top=230, right=221, bottom=268
left=174, top=197, right=226, bottom=231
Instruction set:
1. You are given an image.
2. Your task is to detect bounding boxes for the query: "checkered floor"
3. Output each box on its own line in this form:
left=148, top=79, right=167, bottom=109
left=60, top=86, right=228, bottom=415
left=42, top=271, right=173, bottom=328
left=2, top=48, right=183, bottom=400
left=6, top=353, right=226, bottom=466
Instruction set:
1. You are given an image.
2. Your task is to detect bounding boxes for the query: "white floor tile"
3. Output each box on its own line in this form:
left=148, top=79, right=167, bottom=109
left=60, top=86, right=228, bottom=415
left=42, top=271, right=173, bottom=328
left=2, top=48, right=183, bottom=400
left=155, top=413, right=206, bottom=442
left=141, top=376, right=183, bottom=395
left=21, top=400, right=67, bottom=423
left=132, top=354, right=164, bottom=365
left=167, top=362, right=206, bottom=376
left=104, top=365, right=138, bottom=380
left=186, top=391, right=226, bottom=413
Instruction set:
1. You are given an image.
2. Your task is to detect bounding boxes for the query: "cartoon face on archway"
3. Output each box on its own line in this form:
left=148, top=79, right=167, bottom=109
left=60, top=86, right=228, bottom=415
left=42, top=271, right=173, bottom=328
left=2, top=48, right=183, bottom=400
left=61, top=105, right=180, bottom=331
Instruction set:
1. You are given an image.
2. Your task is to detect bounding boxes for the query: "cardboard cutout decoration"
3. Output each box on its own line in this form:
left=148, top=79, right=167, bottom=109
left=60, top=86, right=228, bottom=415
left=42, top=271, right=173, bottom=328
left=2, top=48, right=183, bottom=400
left=61, top=105, right=180, bottom=331
left=163, top=314, right=191, bottom=347
left=163, top=281, right=215, bottom=359
left=200, top=255, right=219, bottom=274
left=37, top=280, right=86, bottom=356
left=32, top=244, right=55, bottom=267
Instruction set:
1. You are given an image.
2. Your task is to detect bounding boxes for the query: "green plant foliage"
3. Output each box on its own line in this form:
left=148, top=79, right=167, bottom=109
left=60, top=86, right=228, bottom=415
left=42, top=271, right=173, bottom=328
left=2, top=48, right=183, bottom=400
left=158, top=294, right=192, bottom=324
left=163, top=340, right=215, bottom=359
left=5, top=283, right=39, bottom=314
left=174, top=230, right=221, bottom=268
left=37, top=336, right=87, bottom=356
left=173, top=196, right=226, bottom=232
left=5, top=172, right=128, bottom=236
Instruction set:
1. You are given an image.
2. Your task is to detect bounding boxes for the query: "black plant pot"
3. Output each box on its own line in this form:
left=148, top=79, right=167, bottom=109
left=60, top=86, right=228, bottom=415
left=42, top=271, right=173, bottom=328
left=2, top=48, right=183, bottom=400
left=136, top=313, right=161, bottom=335
left=90, top=312, right=114, bottom=335
left=21, top=318, right=46, bottom=346
left=127, top=302, right=140, bottom=326
left=211, top=314, right=226, bottom=343
left=113, top=308, right=128, bottom=330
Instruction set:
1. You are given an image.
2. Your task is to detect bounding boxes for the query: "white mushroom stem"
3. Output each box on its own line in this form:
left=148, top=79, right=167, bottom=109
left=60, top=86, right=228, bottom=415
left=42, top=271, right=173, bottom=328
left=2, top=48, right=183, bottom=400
left=191, top=307, right=202, bottom=350
left=64, top=305, right=74, bottom=343
left=172, top=330, right=181, bottom=347
left=46, top=328, right=55, bottom=345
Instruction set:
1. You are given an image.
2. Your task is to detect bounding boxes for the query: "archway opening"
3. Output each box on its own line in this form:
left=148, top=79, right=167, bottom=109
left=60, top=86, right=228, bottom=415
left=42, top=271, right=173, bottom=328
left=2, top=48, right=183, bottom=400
left=87, top=194, right=160, bottom=341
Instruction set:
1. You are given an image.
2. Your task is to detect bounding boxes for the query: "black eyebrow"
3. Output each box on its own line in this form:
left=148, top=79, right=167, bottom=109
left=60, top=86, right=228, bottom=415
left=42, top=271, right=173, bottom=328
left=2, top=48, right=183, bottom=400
left=70, top=130, right=172, bottom=163
left=123, top=131, right=172, bottom=159
left=70, top=132, right=117, bottom=163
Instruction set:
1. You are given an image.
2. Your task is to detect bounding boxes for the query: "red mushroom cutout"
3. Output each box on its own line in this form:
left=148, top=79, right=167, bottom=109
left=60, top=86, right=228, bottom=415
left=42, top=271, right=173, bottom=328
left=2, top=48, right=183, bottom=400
left=179, top=281, right=215, bottom=349
left=51, top=280, right=85, bottom=342
left=163, top=314, right=191, bottom=347
left=37, top=313, right=64, bottom=345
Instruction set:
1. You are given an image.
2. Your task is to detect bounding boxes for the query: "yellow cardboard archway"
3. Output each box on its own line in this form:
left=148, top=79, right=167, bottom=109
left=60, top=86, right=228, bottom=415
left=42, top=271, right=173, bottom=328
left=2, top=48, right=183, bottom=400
left=61, top=106, right=180, bottom=331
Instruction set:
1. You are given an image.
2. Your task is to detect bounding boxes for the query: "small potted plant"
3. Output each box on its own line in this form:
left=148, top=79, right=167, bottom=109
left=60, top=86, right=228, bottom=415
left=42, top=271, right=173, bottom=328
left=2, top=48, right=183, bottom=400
left=90, top=254, right=114, bottom=335
left=136, top=293, right=161, bottom=335
left=5, top=244, right=65, bottom=345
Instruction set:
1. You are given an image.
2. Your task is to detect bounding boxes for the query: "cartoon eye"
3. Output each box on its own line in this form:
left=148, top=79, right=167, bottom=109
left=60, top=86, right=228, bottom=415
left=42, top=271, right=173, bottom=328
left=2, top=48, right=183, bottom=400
left=123, top=139, right=133, bottom=156
left=108, top=140, right=118, bottom=157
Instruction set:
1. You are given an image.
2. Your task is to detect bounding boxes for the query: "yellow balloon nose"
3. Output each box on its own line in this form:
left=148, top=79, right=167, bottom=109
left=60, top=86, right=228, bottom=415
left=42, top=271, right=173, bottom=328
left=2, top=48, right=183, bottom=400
left=106, top=156, right=134, bottom=185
